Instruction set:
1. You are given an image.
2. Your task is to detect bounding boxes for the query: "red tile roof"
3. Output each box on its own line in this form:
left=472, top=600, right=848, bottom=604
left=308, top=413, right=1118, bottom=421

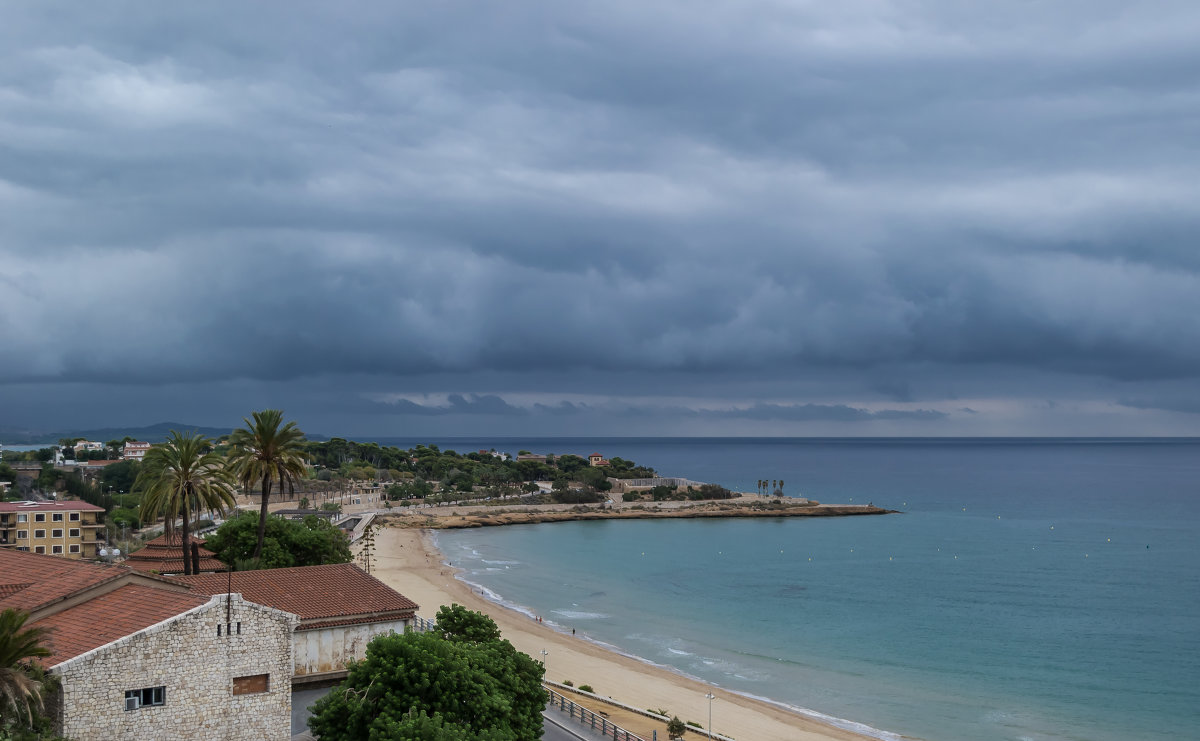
left=176, top=563, right=417, bottom=626
left=126, top=557, right=228, bottom=574
left=0, top=500, right=105, bottom=513
left=32, top=584, right=206, bottom=666
left=0, top=549, right=128, bottom=614
left=0, top=549, right=186, bottom=617
left=124, top=532, right=226, bottom=574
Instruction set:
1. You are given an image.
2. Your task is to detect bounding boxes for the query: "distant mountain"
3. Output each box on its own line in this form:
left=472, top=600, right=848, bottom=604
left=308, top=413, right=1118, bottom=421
left=0, top=422, right=330, bottom=446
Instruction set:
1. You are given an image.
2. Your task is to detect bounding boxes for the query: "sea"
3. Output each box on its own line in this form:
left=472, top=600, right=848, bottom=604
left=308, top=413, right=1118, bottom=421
left=389, top=437, right=1198, bottom=741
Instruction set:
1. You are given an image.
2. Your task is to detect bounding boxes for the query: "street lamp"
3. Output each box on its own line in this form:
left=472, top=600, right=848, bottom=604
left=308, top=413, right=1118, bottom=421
left=99, top=547, right=121, bottom=563
left=540, top=649, right=549, bottom=683
left=705, top=693, right=715, bottom=739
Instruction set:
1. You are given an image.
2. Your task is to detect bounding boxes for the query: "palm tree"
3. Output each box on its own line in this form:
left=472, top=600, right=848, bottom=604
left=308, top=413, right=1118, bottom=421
left=228, top=410, right=307, bottom=562
left=135, top=431, right=237, bottom=575
left=0, top=608, right=51, bottom=726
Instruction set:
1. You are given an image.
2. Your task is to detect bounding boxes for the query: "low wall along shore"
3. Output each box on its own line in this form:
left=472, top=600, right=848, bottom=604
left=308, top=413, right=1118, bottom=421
left=379, top=497, right=895, bottom=530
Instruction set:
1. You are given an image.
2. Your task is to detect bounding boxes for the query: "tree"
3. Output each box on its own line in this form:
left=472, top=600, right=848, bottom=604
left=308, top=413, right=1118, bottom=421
left=134, top=431, right=237, bottom=575
left=100, top=459, right=140, bottom=495
left=307, top=607, right=543, bottom=741
left=436, top=604, right=502, bottom=643
left=0, top=608, right=51, bottom=729
left=228, top=410, right=307, bottom=562
left=205, top=511, right=352, bottom=570
left=667, top=716, right=687, bottom=739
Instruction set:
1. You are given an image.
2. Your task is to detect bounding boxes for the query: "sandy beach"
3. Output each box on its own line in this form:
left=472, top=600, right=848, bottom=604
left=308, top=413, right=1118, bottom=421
left=372, top=525, right=884, bottom=741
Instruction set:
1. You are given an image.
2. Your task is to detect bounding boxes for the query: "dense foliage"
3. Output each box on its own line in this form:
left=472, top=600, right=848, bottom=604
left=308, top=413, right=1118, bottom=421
left=0, top=609, right=52, bottom=736
left=303, top=440, right=656, bottom=497
left=205, top=511, right=352, bottom=570
left=307, top=606, right=544, bottom=741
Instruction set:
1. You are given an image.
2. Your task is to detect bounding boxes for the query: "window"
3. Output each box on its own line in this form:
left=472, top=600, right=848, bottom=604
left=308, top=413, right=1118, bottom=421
left=34, top=546, right=45, bottom=554
left=232, top=674, right=269, bottom=695
left=16, top=530, right=27, bottom=540
left=69, top=544, right=80, bottom=554
left=70, top=528, right=80, bottom=538
left=52, top=545, right=63, bottom=554
left=52, top=529, right=63, bottom=538
left=34, top=513, right=45, bottom=522
left=124, top=686, right=165, bottom=710
left=69, top=512, right=80, bottom=521
left=34, top=530, right=45, bottom=539
left=17, top=514, right=27, bottom=523
left=52, top=513, right=64, bottom=522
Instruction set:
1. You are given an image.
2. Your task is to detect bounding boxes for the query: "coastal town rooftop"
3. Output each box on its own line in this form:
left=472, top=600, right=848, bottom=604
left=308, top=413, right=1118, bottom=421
left=176, top=563, right=418, bottom=629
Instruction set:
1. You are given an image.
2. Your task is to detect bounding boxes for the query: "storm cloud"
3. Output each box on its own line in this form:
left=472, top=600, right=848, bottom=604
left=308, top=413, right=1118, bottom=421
left=2, top=1, right=1199, bottom=436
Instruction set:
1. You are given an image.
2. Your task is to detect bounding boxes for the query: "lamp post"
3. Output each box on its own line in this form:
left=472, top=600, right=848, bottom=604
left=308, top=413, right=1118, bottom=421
left=540, top=649, right=549, bottom=683
left=705, top=693, right=715, bottom=739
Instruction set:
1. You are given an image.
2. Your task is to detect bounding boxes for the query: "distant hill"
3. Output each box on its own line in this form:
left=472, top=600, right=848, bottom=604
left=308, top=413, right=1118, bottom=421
left=0, top=422, right=329, bottom=446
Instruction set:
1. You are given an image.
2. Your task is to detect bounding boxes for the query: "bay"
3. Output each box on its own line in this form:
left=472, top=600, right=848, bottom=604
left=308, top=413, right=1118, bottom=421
left=383, top=437, right=1199, bottom=741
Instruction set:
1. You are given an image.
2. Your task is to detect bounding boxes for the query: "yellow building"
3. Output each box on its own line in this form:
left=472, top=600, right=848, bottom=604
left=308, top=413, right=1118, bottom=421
left=0, top=500, right=106, bottom=559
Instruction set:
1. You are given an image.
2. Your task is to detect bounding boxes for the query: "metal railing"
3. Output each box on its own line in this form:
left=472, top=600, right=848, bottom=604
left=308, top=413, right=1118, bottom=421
left=545, top=686, right=646, bottom=741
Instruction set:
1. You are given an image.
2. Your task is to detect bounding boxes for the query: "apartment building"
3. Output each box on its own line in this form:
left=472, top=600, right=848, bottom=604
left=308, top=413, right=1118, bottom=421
left=122, top=441, right=152, bottom=461
left=0, top=500, right=106, bottom=559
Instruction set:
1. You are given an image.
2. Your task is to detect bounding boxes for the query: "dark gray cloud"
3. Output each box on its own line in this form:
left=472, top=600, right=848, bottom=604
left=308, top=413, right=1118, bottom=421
left=2, top=1, right=1200, bottom=436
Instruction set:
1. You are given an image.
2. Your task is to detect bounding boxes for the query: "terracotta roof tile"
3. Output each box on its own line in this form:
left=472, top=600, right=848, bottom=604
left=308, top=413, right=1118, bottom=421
left=124, top=532, right=224, bottom=574
left=0, top=549, right=189, bottom=616
left=0, top=549, right=127, bottom=614
left=126, top=557, right=228, bottom=575
left=0, top=583, right=33, bottom=599
left=31, top=584, right=207, bottom=666
left=176, top=563, right=417, bottom=623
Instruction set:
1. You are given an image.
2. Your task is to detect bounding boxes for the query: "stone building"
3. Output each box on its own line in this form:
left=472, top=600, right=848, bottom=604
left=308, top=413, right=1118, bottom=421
left=178, top=562, right=419, bottom=684
left=42, top=591, right=296, bottom=740
left=1, top=548, right=420, bottom=739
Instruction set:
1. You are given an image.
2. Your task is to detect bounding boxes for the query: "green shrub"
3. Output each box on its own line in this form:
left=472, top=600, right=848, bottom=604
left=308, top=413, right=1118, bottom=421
left=578, top=684, right=593, bottom=693
left=563, top=680, right=573, bottom=687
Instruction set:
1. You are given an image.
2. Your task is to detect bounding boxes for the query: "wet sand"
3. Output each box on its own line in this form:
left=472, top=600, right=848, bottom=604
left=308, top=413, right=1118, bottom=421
left=372, top=525, right=883, bottom=741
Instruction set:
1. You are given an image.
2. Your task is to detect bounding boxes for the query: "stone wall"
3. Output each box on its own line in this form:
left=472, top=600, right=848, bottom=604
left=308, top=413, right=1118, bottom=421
left=293, top=617, right=410, bottom=676
left=53, top=594, right=298, bottom=741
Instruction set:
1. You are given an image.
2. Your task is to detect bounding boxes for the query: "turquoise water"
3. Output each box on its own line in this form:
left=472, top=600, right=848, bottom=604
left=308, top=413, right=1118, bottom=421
left=419, top=438, right=1200, bottom=741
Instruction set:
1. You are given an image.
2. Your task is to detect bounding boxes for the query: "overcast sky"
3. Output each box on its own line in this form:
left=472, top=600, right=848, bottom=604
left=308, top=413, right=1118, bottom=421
left=3, top=1, right=1200, bottom=438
